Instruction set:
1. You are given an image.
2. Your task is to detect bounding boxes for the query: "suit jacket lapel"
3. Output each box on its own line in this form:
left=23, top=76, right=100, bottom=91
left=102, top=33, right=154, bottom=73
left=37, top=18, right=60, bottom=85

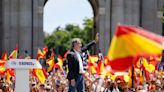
left=71, top=49, right=79, bottom=62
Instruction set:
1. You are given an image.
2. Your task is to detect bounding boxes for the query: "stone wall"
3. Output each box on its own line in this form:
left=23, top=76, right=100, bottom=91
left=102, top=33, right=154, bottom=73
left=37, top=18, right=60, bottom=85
left=0, top=0, right=2, bottom=55
left=0, top=0, right=44, bottom=58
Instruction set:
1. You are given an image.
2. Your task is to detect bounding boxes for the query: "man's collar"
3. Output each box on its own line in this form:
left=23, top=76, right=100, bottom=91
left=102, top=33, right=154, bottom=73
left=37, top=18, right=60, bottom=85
left=73, top=49, right=78, bottom=53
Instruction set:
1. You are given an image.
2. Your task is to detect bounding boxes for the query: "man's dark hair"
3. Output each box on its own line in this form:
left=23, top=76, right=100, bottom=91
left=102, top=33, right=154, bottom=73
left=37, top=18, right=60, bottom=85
left=71, top=38, right=81, bottom=48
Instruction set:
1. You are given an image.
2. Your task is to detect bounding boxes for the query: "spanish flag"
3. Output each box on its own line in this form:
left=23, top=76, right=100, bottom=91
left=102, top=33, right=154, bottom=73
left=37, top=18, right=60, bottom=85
left=88, top=56, right=98, bottom=66
left=141, top=57, right=155, bottom=73
left=1, top=51, right=7, bottom=61
left=36, top=48, right=44, bottom=60
left=34, top=69, right=46, bottom=84
left=0, top=66, right=5, bottom=75
left=46, top=50, right=55, bottom=72
left=5, top=68, right=15, bottom=82
left=0, top=51, right=7, bottom=66
left=88, top=56, right=98, bottom=74
left=9, top=46, right=18, bottom=59
left=97, top=60, right=105, bottom=75
left=33, top=48, right=48, bottom=84
left=42, top=46, right=48, bottom=57
left=0, top=51, right=7, bottom=75
left=108, top=25, right=164, bottom=71
left=54, top=55, right=63, bottom=72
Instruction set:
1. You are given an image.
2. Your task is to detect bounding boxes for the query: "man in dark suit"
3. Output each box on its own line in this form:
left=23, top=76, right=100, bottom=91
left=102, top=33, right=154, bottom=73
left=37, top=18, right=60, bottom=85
left=67, top=33, right=99, bottom=92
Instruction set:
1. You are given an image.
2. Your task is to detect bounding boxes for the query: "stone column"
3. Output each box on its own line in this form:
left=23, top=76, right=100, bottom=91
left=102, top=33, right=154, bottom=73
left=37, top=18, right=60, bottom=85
left=124, top=0, right=140, bottom=25
left=32, top=0, right=44, bottom=58
left=2, top=0, right=44, bottom=58
left=104, top=0, right=112, bottom=54
left=0, top=0, right=3, bottom=55
left=97, top=0, right=106, bottom=55
left=141, top=0, right=163, bottom=34
left=2, top=0, right=13, bottom=54
left=111, top=0, right=124, bottom=33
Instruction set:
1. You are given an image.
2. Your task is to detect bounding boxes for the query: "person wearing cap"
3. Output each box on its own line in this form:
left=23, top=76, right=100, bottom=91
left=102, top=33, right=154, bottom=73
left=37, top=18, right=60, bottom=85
left=67, top=33, right=99, bottom=92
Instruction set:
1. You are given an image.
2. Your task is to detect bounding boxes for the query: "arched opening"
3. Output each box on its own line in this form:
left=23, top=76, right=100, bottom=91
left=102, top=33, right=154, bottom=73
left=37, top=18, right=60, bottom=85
left=43, top=0, right=97, bottom=56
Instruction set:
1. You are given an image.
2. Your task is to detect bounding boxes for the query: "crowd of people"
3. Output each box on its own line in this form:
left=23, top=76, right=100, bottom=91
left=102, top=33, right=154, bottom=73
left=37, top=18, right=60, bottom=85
left=0, top=33, right=163, bottom=92
left=0, top=68, right=163, bottom=92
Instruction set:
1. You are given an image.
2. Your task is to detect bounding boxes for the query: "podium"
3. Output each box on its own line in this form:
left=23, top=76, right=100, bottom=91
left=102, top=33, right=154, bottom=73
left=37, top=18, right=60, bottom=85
left=5, top=59, right=42, bottom=92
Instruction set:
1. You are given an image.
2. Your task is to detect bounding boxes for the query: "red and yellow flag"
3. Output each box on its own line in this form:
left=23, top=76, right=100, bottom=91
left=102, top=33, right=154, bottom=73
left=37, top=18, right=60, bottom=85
left=42, top=46, right=48, bottom=57
left=54, top=55, right=63, bottom=72
left=88, top=56, right=98, bottom=74
left=46, top=50, right=55, bottom=72
left=0, top=51, right=7, bottom=66
left=0, top=66, right=5, bottom=75
left=6, top=71, right=11, bottom=82
left=5, top=68, right=15, bottom=82
left=88, top=56, right=98, bottom=66
left=97, top=60, right=105, bottom=75
left=34, top=69, right=46, bottom=84
left=0, top=51, right=7, bottom=75
left=9, top=46, right=18, bottom=59
left=36, top=48, right=44, bottom=60
left=1, top=51, right=7, bottom=61
left=108, top=25, right=164, bottom=71
left=34, top=48, right=48, bottom=83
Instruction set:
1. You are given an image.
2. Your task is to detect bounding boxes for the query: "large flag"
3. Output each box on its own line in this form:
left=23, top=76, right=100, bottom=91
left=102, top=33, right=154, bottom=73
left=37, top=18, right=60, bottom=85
left=108, top=25, right=164, bottom=71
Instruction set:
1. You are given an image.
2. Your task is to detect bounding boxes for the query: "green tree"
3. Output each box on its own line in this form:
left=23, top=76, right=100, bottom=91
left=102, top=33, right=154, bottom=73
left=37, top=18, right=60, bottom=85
left=44, top=18, right=94, bottom=57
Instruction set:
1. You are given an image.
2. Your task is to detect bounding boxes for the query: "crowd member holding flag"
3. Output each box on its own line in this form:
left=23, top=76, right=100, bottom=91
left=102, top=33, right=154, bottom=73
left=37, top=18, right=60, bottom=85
left=66, top=33, right=99, bottom=92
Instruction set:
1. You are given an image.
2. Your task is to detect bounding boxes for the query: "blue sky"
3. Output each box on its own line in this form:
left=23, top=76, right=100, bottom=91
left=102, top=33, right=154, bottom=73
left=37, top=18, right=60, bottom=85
left=44, top=0, right=93, bottom=33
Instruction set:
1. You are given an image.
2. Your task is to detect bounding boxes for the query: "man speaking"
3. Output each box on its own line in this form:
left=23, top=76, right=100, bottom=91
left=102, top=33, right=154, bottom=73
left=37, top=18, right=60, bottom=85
left=67, top=33, right=99, bottom=92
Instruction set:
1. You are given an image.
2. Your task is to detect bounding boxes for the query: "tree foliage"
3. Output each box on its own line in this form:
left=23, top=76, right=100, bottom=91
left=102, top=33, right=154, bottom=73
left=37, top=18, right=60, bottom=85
left=44, top=18, right=93, bottom=57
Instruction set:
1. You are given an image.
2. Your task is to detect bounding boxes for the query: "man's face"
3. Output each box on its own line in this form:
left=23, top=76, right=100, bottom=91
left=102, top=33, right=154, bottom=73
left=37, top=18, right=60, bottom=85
left=74, top=41, right=82, bottom=51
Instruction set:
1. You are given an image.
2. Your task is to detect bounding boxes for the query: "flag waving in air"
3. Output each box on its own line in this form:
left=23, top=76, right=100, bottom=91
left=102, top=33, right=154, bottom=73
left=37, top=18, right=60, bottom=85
left=9, top=45, right=18, bottom=59
left=0, top=51, right=7, bottom=66
left=54, top=55, right=63, bottom=72
left=108, top=25, right=164, bottom=71
left=46, top=49, right=55, bottom=72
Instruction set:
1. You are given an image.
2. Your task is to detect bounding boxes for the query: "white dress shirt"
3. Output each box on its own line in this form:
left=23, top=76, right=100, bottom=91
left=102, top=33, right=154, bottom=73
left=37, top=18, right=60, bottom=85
left=74, top=50, right=84, bottom=74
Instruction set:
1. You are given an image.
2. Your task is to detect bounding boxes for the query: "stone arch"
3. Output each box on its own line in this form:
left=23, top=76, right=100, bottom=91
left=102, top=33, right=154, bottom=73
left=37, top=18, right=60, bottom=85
left=44, top=0, right=99, bottom=54
left=0, top=0, right=163, bottom=57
